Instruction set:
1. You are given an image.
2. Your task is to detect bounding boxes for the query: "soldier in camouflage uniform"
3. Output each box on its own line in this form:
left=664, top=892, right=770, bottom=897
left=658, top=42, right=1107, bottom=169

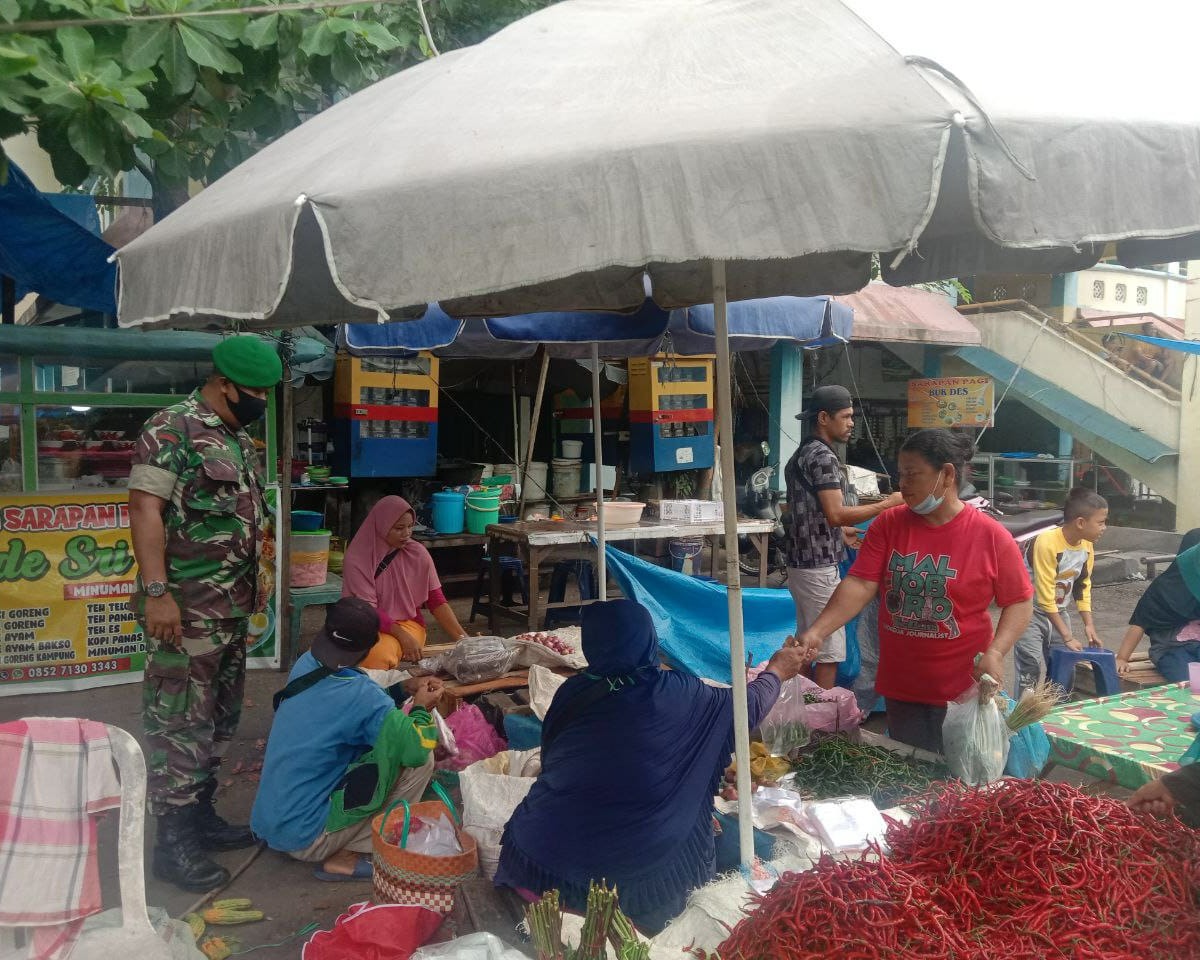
left=128, top=335, right=283, bottom=892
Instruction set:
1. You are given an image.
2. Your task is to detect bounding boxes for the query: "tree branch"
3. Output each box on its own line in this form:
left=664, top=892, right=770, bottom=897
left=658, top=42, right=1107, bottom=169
left=415, top=0, right=440, bottom=55
left=0, top=0, right=409, bottom=33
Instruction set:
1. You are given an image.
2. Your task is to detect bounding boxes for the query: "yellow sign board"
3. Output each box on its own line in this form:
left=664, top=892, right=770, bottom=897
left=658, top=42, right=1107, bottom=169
left=907, top=377, right=994, bottom=429
left=0, top=492, right=145, bottom=695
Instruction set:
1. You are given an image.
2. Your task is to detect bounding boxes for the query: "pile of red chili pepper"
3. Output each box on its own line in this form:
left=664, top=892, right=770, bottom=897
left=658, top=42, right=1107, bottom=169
left=708, top=779, right=1200, bottom=960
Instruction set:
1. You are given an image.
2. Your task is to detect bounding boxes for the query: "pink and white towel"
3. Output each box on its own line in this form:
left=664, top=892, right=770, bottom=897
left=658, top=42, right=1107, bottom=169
left=0, top=717, right=121, bottom=960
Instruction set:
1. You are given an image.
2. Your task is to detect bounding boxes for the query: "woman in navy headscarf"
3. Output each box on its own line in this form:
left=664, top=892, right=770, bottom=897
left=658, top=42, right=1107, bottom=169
left=495, top=598, right=809, bottom=933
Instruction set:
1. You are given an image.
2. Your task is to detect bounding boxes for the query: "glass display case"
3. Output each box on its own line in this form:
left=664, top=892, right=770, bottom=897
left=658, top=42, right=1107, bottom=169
left=971, top=454, right=1075, bottom=511
left=0, top=329, right=275, bottom=494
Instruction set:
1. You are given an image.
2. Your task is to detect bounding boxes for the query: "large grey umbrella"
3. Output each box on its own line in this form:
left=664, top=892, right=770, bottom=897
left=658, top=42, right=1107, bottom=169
left=115, top=0, right=1200, bottom=868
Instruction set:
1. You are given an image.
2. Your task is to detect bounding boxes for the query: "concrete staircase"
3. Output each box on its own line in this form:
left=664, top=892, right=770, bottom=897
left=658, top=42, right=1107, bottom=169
left=950, top=303, right=1180, bottom=503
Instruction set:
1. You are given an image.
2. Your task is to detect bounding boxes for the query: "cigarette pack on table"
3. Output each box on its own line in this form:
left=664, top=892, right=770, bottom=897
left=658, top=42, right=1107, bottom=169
left=658, top=499, right=723, bottom=523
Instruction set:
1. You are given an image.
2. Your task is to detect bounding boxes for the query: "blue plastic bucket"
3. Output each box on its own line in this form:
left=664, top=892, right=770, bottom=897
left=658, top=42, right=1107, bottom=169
left=431, top=490, right=466, bottom=534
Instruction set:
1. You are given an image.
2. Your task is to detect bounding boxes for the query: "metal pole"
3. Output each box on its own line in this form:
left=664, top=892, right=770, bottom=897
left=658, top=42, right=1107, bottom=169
left=713, top=260, right=754, bottom=868
left=277, top=335, right=294, bottom=670
left=518, top=349, right=551, bottom=519
left=591, top=343, right=607, bottom=601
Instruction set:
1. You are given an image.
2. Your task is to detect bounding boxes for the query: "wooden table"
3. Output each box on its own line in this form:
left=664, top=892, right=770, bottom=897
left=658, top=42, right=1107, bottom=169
left=414, top=530, right=488, bottom=589
left=479, top=517, right=775, bottom=633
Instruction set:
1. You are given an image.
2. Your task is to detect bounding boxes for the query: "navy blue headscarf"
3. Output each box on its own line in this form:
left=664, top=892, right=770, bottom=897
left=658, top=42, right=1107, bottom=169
left=496, top=599, right=781, bottom=932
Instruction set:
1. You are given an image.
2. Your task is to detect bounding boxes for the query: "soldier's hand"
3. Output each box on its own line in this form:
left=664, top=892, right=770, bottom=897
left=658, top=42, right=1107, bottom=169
left=412, top=677, right=443, bottom=710
left=145, top=594, right=182, bottom=647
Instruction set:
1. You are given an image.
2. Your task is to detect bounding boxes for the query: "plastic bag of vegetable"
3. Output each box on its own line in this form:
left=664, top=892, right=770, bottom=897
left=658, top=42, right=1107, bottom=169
left=758, top=674, right=863, bottom=756
left=942, top=678, right=1011, bottom=785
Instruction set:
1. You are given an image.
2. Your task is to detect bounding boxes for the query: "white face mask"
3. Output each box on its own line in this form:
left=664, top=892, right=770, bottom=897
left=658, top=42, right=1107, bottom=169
left=910, top=474, right=946, bottom=516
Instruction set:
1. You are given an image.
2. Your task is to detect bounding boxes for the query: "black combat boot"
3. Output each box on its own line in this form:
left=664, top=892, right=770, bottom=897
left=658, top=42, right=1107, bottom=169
left=194, top=777, right=257, bottom=851
left=152, top=806, right=231, bottom=892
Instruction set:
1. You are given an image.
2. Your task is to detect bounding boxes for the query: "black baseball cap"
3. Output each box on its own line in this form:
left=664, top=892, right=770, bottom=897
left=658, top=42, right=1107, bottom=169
left=310, top=597, right=380, bottom=669
left=797, top=385, right=855, bottom=420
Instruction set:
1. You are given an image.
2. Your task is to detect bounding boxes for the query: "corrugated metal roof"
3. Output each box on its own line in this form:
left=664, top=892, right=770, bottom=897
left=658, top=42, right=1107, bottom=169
left=953, top=346, right=1177, bottom=464
left=835, top=284, right=982, bottom=346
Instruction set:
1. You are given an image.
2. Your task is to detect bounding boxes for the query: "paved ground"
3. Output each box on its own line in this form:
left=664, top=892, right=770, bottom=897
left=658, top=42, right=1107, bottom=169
left=0, top=574, right=1156, bottom=956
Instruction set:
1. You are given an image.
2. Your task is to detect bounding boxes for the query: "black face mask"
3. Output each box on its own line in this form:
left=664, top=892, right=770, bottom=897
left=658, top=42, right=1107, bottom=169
left=227, top=384, right=268, bottom=427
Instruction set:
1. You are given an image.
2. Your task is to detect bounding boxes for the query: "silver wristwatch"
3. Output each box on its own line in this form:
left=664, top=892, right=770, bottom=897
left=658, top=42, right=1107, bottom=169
left=145, top=580, right=169, bottom=598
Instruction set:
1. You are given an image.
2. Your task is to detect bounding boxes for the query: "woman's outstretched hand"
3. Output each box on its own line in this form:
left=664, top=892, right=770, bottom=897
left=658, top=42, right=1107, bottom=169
left=767, top=641, right=812, bottom=682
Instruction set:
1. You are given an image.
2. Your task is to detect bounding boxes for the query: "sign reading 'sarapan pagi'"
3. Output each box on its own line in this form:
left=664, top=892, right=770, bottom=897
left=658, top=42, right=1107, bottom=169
left=0, top=492, right=145, bottom=696
left=907, top=376, right=994, bottom=429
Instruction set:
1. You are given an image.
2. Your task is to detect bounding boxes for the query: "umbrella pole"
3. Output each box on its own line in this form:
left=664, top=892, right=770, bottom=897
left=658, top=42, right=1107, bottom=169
left=591, top=342, right=607, bottom=601
left=713, top=259, right=754, bottom=869
left=518, top=349, right=550, bottom=519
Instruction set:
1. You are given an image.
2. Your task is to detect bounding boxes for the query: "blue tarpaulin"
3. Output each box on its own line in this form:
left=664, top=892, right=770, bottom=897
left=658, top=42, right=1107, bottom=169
left=1129, top=334, right=1200, bottom=355
left=603, top=545, right=790, bottom=683
left=0, top=162, right=117, bottom=314
left=338, top=296, right=850, bottom=358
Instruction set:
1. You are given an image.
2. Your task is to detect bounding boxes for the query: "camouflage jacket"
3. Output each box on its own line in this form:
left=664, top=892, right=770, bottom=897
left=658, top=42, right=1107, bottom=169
left=128, top=390, right=266, bottom=621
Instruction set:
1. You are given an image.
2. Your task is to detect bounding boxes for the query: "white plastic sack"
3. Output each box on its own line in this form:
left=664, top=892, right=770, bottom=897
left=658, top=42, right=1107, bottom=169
left=942, top=681, right=1011, bottom=785
left=405, top=812, right=463, bottom=857
left=412, top=932, right=532, bottom=960
left=460, top=749, right=541, bottom=880
left=528, top=664, right=567, bottom=720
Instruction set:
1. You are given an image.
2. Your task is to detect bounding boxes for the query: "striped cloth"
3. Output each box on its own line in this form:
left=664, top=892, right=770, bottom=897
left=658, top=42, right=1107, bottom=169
left=0, top=717, right=121, bottom=960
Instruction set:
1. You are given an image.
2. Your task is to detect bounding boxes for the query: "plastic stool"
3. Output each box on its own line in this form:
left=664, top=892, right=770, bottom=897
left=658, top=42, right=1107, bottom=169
left=470, top=554, right=529, bottom=622
left=289, top=572, right=344, bottom=651
left=1048, top=648, right=1121, bottom=697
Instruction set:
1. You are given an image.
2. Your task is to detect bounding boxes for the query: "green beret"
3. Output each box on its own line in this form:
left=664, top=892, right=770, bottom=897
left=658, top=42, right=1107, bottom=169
left=213, top=335, right=283, bottom=388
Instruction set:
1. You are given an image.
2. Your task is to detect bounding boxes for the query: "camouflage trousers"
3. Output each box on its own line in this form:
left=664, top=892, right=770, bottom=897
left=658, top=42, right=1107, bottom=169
left=141, top=618, right=247, bottom=815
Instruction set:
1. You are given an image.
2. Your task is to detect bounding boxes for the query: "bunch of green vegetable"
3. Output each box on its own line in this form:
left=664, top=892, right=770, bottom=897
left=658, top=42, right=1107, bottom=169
left=527, top=883, right=649, bottom=960
left=788, top=735, right=950, bottom=809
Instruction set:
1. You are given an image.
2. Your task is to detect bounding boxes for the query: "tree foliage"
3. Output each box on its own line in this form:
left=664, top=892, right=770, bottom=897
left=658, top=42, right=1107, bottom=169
left=0, top=0, right=556, bottom=211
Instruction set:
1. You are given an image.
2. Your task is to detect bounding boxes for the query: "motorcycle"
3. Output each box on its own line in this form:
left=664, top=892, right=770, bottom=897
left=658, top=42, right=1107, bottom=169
left=735, top=442, right=789, bottom=585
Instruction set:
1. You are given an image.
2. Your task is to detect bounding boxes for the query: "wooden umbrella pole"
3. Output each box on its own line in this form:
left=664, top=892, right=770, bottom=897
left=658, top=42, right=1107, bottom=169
left=519, top=349, right=550, bottom=519
left=713, top=260, right=754, bottom=869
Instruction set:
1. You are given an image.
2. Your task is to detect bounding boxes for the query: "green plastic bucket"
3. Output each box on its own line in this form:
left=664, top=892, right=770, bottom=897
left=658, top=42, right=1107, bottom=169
left=466, top=489, right=501, bottom=533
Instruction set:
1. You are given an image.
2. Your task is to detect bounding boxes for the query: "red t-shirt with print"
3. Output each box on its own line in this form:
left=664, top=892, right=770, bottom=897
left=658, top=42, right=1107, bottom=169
left=849, top=504, right=1032, bottom=705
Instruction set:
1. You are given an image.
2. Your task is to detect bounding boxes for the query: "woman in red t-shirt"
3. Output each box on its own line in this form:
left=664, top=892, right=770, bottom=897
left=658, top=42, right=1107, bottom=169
left=792, top=429, right=1032, bottom=753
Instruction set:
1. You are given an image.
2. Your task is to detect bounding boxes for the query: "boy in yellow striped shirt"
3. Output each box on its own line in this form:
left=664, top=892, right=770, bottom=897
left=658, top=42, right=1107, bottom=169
left=1013, top=488, right=1109, bottom=699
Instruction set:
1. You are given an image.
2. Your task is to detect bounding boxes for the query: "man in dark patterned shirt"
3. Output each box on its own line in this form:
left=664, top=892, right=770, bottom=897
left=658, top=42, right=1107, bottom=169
left=128, top=335, right=282, bottom=891
left=785, top=385, right=902, bottom=688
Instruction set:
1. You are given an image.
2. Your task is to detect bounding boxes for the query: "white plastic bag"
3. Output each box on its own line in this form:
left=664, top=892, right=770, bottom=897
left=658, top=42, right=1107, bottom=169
left=434, top=637, right=521, bottom=684
left=412, top=932, right=533, bottom=960
left=460, top=749, right=541, bottom=879
left=942, top=681, right=1011, bottom=785
left=404, top=811, right=463, bottom=857
left=803, top=797, right=889, bottom=854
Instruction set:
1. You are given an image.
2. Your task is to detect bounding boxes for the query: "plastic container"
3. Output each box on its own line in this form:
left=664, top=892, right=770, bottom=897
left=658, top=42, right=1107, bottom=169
left=431, top=490, right=466, bottom=535
left=524, top=461, right=549, bottom=500
left=551, top=457, right=582, bottom=498
left=668, top=536, right=705, bottom=574
left=291, top=510, right=324, bottom=531
left=465, top=490, right=501, bottom=534
left=561, top=439, right=583, bottom=458
left=493, top=463, right=520, bottom=486
left=290, top=529, right=331, bottom=587
left=598, top=500, right=645, bottom=526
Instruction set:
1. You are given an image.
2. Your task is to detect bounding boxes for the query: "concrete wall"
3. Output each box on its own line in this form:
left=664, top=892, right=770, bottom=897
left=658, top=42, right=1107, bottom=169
left=1074, top=265, right=1188, bottom=320
left=2, top=134, right=61, bottom=191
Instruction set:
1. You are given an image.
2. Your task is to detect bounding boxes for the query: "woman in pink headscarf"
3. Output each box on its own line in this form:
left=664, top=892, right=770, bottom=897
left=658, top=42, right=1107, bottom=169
left=341, top=496, right=469, bottom=669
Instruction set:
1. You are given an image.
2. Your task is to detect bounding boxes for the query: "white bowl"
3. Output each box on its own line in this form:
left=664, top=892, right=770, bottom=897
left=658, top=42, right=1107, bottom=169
left=597, top=501, right=646, bottom=526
